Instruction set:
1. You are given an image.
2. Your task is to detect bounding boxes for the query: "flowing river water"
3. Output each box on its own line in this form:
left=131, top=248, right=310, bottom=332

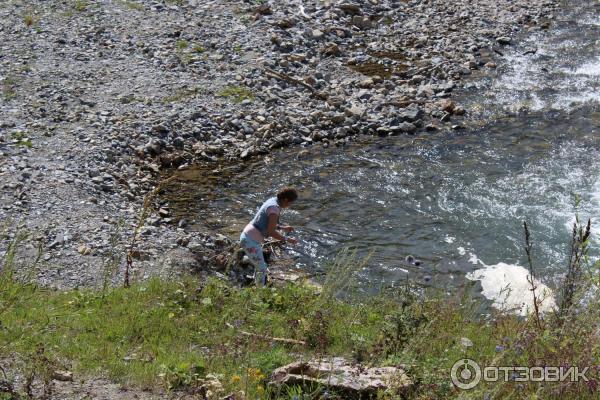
left=164, top=2, right=599, bottom=306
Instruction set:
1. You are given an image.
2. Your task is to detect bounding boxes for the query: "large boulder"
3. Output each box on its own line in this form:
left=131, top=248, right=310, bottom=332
left=270, top=357, right=412, bottom=399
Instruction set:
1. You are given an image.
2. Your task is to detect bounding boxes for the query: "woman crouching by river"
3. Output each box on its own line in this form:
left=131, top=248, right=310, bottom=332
left=240, top=187, right=299, bottom=286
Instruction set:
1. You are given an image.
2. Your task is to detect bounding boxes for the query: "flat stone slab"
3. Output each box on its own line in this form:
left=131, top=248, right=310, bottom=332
left=270, top=357, right=412, bottom=398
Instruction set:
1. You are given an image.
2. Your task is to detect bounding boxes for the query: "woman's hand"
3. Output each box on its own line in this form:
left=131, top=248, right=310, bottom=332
left=280, top=225, right=294, bottom=233
left=286, top=237, right=298, bottom=245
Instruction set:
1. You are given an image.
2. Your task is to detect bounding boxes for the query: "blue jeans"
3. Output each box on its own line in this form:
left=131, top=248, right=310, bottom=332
left=240, top=232, right=267, bottom=286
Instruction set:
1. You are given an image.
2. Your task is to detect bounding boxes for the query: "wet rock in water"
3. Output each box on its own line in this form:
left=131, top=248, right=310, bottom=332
left=405, top=255, right=415, bottom=264
left=270, top=357, right=412, bottom=398
left=453, top=106, right=466, bottom=116
left=398, top=108, right=423, bottom=122
left=496, top=36, right=512, bottom=45
left=440, top=99, right=456, bottom=114
left=389, top=122, right=417, bottom=134
left=297, top=149, right=310, bottom=159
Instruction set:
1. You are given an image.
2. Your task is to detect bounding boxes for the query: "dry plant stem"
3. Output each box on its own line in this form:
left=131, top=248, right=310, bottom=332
left=125, top=175, right=178, bottom=288
left=264, top=68, right=327, bottom=100
left=225, top=322, right=306, bottom=345
left=523, top=221, right=542, bottom=330
left=264, top=68, right=315, bottom=93
left=560, top=218, right=591, bottom=315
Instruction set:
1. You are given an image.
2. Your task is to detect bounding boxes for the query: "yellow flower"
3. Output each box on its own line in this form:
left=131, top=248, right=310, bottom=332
left=247, top=368, right=265, bottom=381
left=256, top=385, right=265, bottom=395
left=230, top=374, right=241, bottom=384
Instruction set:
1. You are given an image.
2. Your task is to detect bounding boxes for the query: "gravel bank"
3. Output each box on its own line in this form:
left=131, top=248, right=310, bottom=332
left=0, top=0, right=560, bottom=288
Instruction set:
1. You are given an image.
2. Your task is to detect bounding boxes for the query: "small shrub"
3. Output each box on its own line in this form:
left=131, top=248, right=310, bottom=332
left=175, top=39, right=188, bottom=50
left=23, top=14, right=37, bottom=27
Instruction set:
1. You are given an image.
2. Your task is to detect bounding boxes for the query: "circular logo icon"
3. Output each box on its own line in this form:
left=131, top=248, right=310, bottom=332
left=451, top=359, right=482, bottom=390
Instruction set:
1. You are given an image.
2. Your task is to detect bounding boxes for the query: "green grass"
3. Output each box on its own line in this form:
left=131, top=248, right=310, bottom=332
left=2, top=221, right=600, bottom=399
left=173, top=40, right=201, bottom=65
left=122, top=1, right=144, bottom=11
left=162, top=87, right=201, bottom=103
left=2, top=76, right=17, bottom=100
left=73, top=0, right=88, bottom=12
left=3, top=269, right=600, bottom=399
left=192, top=44, right=205, bottom=53
left=218, top=85, right=254, bottom=103
left=9, top=131, right=32, bottom=148
left=0, top=274, right=393, bottom=397
left=23, top=14, right=38, bottom=27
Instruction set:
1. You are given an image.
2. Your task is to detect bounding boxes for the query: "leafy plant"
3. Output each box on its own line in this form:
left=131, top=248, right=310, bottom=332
left=159, top=362, right=205, bottom=390
left=10, top=131, right=32, bottom=148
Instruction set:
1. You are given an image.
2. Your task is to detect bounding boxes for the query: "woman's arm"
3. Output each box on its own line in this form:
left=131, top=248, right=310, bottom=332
left=267, top=214, right=297, bottom=244
left=266, top=214, right=286, bottom=241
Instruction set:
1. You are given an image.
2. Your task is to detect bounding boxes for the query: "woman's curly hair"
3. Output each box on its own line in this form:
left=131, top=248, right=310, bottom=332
left=277, top=187, right=298, bottom=203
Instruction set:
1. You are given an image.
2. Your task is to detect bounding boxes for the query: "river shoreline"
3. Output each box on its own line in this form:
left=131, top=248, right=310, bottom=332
left=0, top=0, right=563, bottom=288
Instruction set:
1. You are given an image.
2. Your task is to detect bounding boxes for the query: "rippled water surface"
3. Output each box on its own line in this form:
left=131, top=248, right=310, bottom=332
left=165, top=2, right=600, bottom=293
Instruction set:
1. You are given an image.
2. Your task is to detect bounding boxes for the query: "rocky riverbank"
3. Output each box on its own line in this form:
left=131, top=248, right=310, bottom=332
left=0, top=0, right=560, bottom=288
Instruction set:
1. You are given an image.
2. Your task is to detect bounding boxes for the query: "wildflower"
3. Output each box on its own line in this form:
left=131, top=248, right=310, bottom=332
left=230, top=374, right=241, bottom=384
left=247, top=368, right=265, bottom=381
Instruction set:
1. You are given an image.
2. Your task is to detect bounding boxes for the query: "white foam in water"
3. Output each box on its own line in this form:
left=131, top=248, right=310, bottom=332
left=472, top=7, right=600, bottom=113
left=466, top=263, right=557, bottom=316
left=468, top=253, right=482, bottom=265
left=444, top=236, right=456, bottom=244
left=580, top=16, right=600, bottom=26
left=575, top=57, right=600, bottom=76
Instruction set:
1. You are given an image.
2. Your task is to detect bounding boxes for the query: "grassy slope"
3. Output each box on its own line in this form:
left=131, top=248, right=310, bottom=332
left=2, top=268, right=600, bottom=399
left=2, top=222, right=599, bottom=399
